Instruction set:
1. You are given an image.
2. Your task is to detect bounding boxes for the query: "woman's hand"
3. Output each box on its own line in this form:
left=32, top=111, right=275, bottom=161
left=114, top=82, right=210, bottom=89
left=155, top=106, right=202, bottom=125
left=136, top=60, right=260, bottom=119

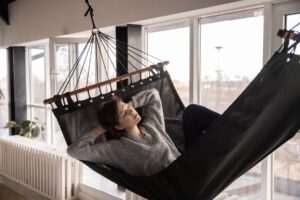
left=127, top=100, right=134, bottom=108
left=91, top=126, right=106, bottom=138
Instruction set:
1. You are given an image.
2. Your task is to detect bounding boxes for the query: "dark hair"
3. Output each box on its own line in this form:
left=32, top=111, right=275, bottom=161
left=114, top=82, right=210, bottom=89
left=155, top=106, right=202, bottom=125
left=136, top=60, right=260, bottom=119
left=98, top=97, right=125, bottom=140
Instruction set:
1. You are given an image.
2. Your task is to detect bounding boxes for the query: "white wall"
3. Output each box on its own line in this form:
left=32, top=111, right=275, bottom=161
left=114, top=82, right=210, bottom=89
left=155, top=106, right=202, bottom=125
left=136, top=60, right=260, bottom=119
left=0, top=20, right=3, bottom=45
left=0, top=0, right=241, bottom=46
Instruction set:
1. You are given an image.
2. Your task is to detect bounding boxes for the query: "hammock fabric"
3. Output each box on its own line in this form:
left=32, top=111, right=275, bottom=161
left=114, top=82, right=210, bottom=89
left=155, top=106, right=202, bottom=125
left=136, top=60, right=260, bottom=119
left=49, top=49, right=300, bottom=200
left=44, top=2, right=300, bottom=199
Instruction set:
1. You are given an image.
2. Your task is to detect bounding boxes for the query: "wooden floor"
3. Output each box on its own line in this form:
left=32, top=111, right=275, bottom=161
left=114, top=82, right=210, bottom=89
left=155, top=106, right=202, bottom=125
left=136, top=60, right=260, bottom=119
left=0, top=183, right=27, bottom=200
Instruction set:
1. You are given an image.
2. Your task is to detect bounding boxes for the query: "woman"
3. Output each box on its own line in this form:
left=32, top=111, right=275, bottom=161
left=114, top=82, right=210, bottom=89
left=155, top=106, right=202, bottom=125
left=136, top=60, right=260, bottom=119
left=67, top=88, right=220, bottom=177
left=67, top=88, right=180, bottom=177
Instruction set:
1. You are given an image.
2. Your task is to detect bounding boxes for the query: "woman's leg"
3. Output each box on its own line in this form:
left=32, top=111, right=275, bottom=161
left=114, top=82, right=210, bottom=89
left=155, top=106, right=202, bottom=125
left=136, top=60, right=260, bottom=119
left=182, top=104, right=220, bottom=149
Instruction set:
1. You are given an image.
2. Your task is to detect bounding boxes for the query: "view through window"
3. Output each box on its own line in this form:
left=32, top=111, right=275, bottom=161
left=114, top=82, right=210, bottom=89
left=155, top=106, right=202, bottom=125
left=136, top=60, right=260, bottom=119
left=76, top=39, right=121, bottom=197
left=0, top=49, right=9, bottom=137
left=53, top=44, right=70, bottom=147
left=200, top=9, right=264, bottom=199
left=273, top=13, right=300, bottom=200
left=148, top=24, right=190, bottom=105
left=28, top=47, right=47, bottom=142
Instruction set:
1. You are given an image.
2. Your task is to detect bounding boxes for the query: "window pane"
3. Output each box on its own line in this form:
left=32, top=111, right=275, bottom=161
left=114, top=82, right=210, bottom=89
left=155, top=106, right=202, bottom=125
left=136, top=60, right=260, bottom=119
left=274, top=137, right=300, bottom=200
left=53, top=119, right=67, bottom=147
left=200, top=9, right=264, bottom=199
left=76, top=35, right=121, bottom=196
left=53, top=44, right=71, bottom=147
left=200, top=9, right=264, bottom=113
left=286, top=13, right=300, bottom=54
left=77, top=37, right=117, bottom=98
left=30, top=107, right=47, bottom=142
left=55, top=44, right=70, bottom=92
left=82, top=165, right=124, bottom=199
left=77, top=43, right=96, bottom=87
left=30, top=47, right=46, bottom=104
left=148, top=25, right=190, bottom=105
left=0, top=49, right=9, bottom=137
left=273, top=13, right=300, bottom=200
left=98, top=36, right=117, bottom=94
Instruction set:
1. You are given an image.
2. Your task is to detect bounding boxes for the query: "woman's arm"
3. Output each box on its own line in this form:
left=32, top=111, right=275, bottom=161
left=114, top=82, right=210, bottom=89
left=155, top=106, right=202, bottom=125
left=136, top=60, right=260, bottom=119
left=90, top=126, right=106, bottom=138
left=131, top=88, right=165, bottom=128
left=67, top=126, right=110, bottom=163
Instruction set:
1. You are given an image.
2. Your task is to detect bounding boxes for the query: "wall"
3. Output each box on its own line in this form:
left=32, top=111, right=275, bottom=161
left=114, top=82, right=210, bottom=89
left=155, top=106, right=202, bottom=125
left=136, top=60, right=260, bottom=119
left=0, top=20, right=3, bottom=45
left=1, top=0, right=241, bottom=46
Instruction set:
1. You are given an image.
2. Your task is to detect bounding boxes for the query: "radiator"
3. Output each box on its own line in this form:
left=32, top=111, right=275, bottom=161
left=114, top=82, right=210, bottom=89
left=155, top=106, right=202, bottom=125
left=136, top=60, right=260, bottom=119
left=0, top=136, right=80, bottom=200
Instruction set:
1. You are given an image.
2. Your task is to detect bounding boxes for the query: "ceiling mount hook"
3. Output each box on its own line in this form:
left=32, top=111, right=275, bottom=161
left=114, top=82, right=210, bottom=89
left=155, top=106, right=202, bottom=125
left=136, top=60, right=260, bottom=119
left=84, top=0, right=97, bottom=29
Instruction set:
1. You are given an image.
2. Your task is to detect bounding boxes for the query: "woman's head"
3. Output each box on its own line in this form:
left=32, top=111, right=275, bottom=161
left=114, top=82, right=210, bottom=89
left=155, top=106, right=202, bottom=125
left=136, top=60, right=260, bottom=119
left=98, top=96, right=141, bottom=138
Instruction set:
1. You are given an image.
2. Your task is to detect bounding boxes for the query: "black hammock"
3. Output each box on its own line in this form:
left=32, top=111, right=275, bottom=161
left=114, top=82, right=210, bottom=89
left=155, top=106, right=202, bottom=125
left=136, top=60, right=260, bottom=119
left=43, top=2, right=300, bottom=199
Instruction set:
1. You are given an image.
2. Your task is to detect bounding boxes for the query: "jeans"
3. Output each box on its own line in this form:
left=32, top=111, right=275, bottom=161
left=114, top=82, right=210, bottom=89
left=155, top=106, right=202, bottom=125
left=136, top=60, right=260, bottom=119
left=182, top=104, right=220, bottom=149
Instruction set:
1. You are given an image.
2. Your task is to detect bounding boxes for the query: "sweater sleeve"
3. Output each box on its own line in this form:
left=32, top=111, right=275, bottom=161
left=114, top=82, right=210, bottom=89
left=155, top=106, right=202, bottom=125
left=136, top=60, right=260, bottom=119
left=132, top=88, right=165, bottom=130
left=67, top=131, right=111, bottom=163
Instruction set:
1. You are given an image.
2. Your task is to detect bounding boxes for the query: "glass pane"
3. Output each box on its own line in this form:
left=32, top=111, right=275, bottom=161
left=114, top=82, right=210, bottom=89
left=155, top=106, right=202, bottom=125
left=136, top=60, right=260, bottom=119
left=76, top=37, right=117, bottom=98
left=200, top=9, right=264, bottom=113
left=273, top=13, right=300, bottom=200
left=30, top=47, right=46, bottom=104
left=77, top=43, right=96, bottom=86
left=82, top=164, right=124, bottom=199
left=53, top=119, right=67, bottom=147
left=55, top=44, right=70, bottom=93
left=286, top=13, right=300, bottom=54
left=52, top=44, right=71, bottom=147
left=98, top=36, right=117, bottom=94
left=30, top=107, right=47, bottom=142
left=200, top=9, right=264, bottom=199
left=148, top=25, right=190, bottom=105
left=274, top=137, right=300, bottom=200
left=0, top=49, right=9, bottom=137
left=76, top=43, right=96, bottom=100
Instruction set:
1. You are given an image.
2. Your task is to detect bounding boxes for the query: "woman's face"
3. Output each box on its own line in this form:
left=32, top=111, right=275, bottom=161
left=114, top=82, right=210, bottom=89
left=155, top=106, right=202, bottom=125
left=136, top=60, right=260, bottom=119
left=116, top=101, right=141, bottom=131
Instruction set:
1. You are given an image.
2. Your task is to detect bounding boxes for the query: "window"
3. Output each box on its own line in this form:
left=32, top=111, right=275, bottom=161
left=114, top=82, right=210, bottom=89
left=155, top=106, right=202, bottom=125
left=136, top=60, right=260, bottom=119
left=27, top=47, right=47, bottom=142
left=199, top=9, right=264, bottom=199
left=0, top=49, right=9, bottom=137
left=273, top=13, right=300, bottom=200
left=199, top=9, right=264, bottom=113
left=76, top=37, right=120, bottom=197
left=147, top=22, right=190, bottom=105
left=52, top=44, right=71, bottom=147
left=50, top=35, right=120, bottom=197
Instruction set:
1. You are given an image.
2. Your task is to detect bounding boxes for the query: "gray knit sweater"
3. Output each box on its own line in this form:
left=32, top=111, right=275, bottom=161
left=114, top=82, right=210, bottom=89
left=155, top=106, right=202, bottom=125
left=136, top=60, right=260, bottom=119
left=67, top=89, right=181, bottom=176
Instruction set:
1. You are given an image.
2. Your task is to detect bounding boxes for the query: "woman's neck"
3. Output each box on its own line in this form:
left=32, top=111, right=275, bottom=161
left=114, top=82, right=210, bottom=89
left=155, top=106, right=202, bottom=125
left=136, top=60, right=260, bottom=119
left=127, top=126, right=144, bottom=138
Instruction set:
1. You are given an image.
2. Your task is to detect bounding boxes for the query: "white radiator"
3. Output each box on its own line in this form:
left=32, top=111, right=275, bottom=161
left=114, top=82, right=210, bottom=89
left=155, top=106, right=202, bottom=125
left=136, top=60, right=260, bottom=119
left=0, top=136, right=80, bottom=200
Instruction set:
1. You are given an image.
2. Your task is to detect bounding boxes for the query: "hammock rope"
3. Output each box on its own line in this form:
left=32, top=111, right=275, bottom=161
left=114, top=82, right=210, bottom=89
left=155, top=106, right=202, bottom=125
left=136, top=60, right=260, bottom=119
left=49, top=0, right=167, bottom=103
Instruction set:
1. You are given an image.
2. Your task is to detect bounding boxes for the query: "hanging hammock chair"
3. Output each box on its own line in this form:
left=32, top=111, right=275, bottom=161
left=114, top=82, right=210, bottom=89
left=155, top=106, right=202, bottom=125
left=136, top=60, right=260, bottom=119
left=44, top=1, right=300, bottom=199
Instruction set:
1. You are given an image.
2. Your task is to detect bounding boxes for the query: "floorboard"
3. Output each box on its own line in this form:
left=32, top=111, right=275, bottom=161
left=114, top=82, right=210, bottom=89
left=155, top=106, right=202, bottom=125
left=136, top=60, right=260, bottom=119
left=0, top=183, right=27, bottom=200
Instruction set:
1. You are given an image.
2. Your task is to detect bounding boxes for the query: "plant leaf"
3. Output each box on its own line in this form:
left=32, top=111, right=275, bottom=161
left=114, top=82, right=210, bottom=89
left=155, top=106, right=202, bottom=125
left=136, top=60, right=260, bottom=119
left=4, top=121, right=19, bottom=128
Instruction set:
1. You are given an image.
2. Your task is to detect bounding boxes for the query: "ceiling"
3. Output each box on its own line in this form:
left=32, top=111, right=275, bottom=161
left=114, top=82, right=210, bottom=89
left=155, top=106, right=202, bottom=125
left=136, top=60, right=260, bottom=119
left=0, top=0, right=18, bottom=25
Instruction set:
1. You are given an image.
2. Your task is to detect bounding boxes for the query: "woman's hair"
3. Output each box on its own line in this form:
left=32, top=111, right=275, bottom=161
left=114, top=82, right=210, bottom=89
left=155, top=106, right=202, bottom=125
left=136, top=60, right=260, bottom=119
left=98, top=96, right=125, bottom=140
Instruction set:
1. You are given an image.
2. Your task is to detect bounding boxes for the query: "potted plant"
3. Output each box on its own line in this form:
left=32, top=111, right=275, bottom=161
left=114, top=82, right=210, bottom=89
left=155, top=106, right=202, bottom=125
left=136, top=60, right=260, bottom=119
left=4, top=119, right=41, bottom=139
